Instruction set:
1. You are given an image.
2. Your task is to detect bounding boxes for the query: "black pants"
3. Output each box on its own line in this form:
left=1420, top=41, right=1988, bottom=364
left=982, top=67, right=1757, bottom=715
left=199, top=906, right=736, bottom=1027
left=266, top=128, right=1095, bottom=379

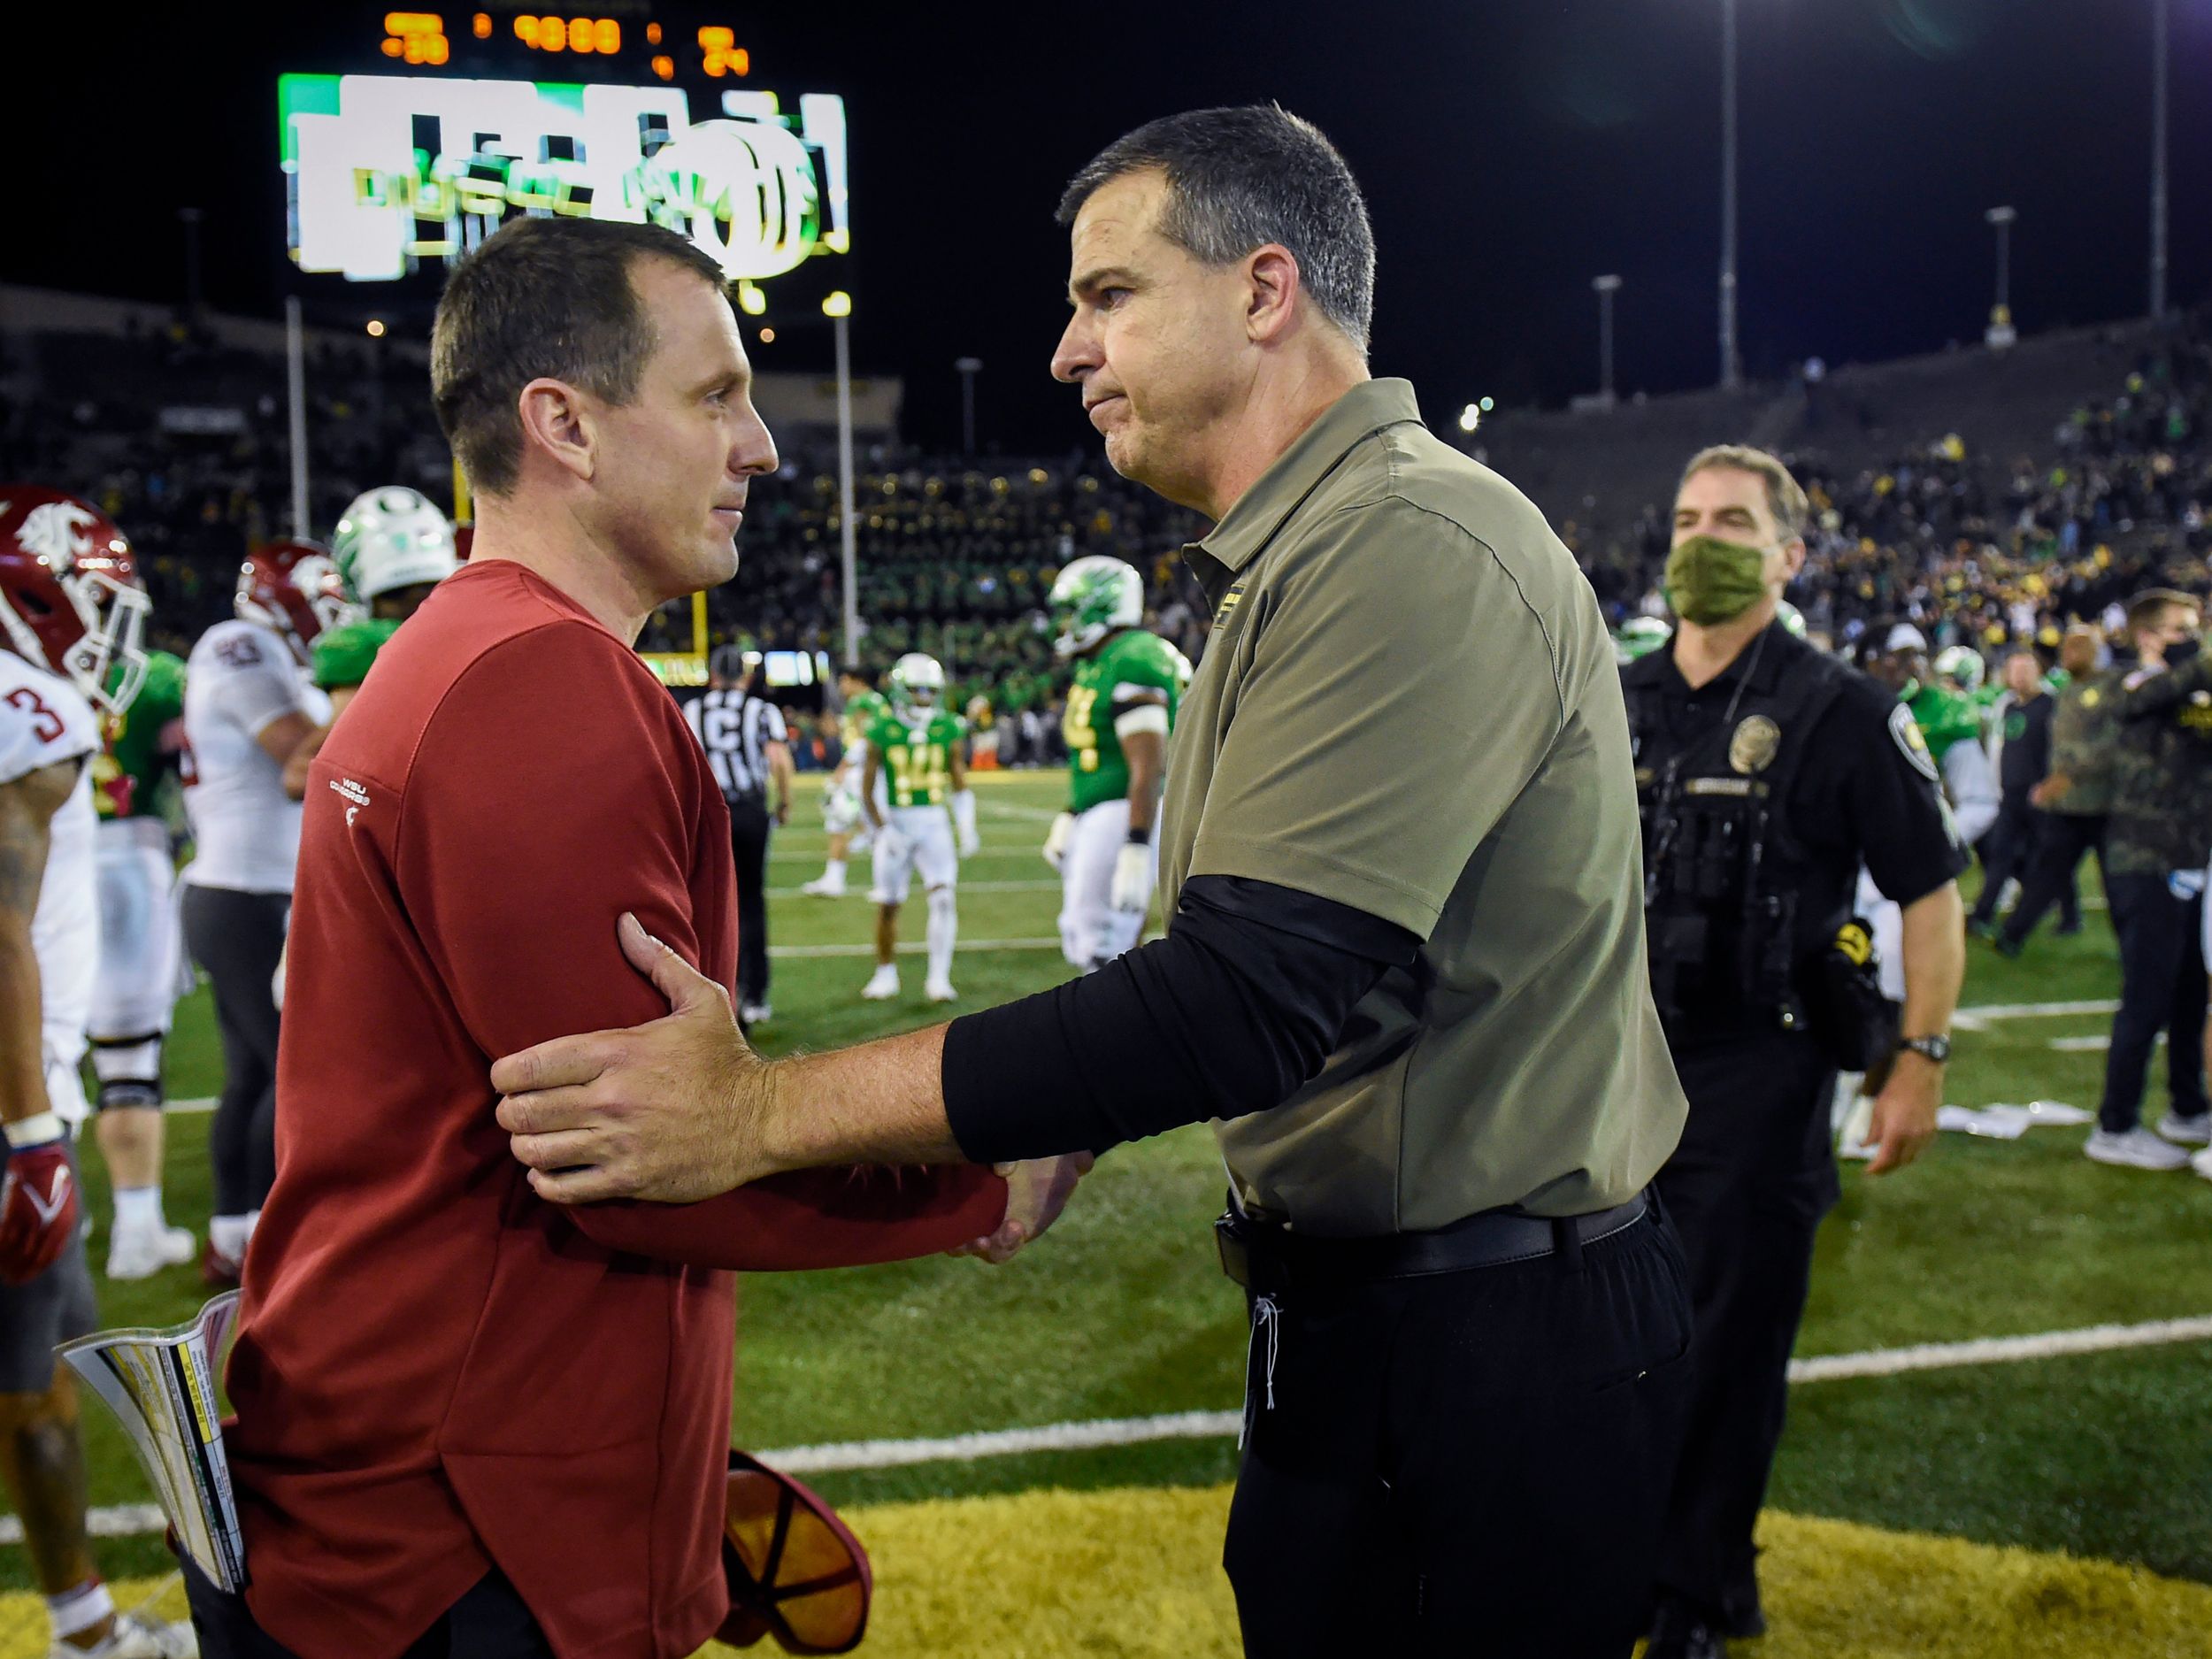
left=1999, top=811, right=2101, bottom=947
left=184, top=1555, right=552, bottom=1658
left=1970, top=795, right=2039, bottom=925
left=181, top=884, right=289, bottom=1216
left=1653, top=1033, right=1839, bottom=1634
left=2098, top=872, right=2208, bottom=1133
left=1221, top=1203, right=1693, bottom=1657
left=729, top=796, right=772, bottom=1008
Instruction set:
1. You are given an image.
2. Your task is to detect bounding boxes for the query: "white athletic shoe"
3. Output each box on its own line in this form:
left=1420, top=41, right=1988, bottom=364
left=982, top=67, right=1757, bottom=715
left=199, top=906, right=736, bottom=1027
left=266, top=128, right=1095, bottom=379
left=861, top=965, right=900, bottom=1001
left=2192, top=1147, right=2212, bottom=1182
left=104, top=1223, right=196, bottom=1282
left=740, top=1002, right=772, bottom=1025
left=2155, top=1110, right=2212, bottom=1146
left=2084, top=1126, right=2193, bottom=1171
left=54, top=1609, right=200, bottom=1657
left=801, top=874, right=846, bottom=897
left=923, top=977, right=958, bottom=1003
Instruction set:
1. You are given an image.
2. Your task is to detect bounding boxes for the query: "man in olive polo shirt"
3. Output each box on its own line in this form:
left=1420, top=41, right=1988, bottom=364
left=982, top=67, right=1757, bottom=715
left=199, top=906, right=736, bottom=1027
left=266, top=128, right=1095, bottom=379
left=489, top=105, right=1693, bottom=1656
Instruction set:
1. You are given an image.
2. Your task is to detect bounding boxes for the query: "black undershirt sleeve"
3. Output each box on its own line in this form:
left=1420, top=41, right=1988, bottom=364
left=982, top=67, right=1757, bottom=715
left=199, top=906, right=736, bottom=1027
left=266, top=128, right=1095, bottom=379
left=940, top=875, right=1422, bottom=1164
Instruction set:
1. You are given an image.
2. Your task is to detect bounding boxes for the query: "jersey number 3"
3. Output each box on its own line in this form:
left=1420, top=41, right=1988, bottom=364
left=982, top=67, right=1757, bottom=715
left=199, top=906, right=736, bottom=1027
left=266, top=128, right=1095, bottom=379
left=5, top=687, right=64, bottom=745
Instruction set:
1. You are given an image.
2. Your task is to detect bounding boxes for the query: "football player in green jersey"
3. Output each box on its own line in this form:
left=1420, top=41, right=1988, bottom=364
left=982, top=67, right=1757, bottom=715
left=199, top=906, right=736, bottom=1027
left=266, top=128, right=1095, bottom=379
left=803, top=665, right=890, bottom=897
left=1042, top=555, right=1188, bottom=970
left=88, top=648, right=197, bottom=1277
left=281, top=486, right=458, bottom=799
left=858, top=653, right=977, bottom=1002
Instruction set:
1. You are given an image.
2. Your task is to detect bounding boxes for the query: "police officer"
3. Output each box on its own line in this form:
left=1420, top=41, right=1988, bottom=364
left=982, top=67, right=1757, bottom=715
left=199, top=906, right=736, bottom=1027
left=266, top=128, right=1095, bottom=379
left=686, top=645, right=794, bottom=1026
left=2083, top=589, right=2212, bottom=1169
left=1996, top=625, right=2109, bottom=953
left=492, top=105, right=1696, bottom=1657
left=1624, top=445, right=1968, bottom=1659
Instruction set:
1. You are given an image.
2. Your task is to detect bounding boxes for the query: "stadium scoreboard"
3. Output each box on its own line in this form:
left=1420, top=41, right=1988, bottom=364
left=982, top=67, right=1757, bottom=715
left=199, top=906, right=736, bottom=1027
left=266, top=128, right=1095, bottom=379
left=373, top=10, right=749, bottom=83
left=283, top=10, right=849, bottom=288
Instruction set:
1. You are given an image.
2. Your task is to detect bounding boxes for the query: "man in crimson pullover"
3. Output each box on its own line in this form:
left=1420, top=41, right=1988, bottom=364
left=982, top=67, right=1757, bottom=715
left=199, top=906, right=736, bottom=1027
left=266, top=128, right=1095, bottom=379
left=196, top=219, right=1006, bottom=1659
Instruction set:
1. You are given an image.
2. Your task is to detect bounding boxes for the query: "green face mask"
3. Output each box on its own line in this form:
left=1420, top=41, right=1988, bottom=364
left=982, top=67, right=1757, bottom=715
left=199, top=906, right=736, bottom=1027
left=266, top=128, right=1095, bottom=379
left=1664, top=534, right=1771, bottom=626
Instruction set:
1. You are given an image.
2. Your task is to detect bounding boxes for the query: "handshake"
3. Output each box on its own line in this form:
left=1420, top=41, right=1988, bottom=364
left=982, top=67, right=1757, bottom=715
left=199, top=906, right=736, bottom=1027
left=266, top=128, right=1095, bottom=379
left=949, top=1151, right=1097, bottom=1265
left=490, top=913, right=1102, bottom=1271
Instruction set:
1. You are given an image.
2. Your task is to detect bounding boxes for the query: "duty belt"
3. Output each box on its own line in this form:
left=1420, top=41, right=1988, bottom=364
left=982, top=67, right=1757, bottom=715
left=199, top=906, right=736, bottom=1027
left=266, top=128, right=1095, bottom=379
left=1215, top=1191, right=1650, bottom=1296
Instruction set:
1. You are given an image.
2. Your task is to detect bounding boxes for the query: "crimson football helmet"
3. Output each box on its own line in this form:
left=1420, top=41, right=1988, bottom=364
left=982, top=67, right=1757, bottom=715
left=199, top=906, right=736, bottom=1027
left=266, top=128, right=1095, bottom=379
left=0, top=485, right=151, bottom=717
left=235, top=540, right=357, bottom=664
left=717, top=1450, right=872, bottom=1654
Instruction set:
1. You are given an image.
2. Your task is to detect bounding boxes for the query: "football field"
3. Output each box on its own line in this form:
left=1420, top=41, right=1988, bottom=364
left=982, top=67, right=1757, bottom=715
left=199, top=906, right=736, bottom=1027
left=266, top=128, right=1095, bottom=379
left=4, top=769, right=2211, bottom=1656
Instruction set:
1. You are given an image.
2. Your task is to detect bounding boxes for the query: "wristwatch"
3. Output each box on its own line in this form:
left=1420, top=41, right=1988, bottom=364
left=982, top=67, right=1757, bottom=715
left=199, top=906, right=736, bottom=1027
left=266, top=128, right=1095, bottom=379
left=1899, top=1034, right=1952, bottom=1065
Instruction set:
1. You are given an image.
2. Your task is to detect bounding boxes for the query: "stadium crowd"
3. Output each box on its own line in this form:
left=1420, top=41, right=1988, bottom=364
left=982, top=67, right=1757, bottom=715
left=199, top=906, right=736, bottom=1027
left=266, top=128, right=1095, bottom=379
left=1585, top=310, right=2212, bottom=657
left=10, top=306, right=2208, bottom=752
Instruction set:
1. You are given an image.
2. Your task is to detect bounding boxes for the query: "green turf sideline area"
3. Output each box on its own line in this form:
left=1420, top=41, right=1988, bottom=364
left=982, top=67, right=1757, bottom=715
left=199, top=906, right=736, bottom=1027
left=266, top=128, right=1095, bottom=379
left=7, top=769, right=2209, bottom=1613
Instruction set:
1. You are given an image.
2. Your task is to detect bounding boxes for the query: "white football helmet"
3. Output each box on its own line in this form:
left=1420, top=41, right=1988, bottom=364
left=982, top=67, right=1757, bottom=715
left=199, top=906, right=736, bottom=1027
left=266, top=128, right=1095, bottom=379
left=887, top=652, right=945, bottom=715
left=1932, top=643, right=1985, bottom=695
left=1048, top=555, right=1145, bottom=658
left=332, top=486, right=458, bottom=604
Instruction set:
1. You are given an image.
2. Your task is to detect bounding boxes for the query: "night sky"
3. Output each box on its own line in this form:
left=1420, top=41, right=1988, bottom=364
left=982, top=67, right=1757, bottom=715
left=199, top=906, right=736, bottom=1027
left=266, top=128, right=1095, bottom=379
left=22, top=0, right=2210, bottom=452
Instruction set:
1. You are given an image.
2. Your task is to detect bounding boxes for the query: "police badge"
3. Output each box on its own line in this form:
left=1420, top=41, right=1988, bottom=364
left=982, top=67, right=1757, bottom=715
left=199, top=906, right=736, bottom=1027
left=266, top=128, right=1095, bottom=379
left=1729, top=714, right=1781, bottom=774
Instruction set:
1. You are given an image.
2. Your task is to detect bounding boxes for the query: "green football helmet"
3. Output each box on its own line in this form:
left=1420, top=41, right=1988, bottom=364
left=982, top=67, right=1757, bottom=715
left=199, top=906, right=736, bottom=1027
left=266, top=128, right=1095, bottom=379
left=1932, top=644, right=1985, bottom=695
left=332, top=487, right=457, bottom=604
left=887, top=652, right=945, bottom=714
left=1614, top=615, right=1672, bottom=663
left=1048, top=555, right=1144, bottom=658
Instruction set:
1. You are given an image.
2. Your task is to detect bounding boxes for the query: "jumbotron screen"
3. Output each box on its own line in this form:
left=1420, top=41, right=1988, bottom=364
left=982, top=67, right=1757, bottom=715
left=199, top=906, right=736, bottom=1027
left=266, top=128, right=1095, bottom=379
left=280, top=73, right=850, bottom=285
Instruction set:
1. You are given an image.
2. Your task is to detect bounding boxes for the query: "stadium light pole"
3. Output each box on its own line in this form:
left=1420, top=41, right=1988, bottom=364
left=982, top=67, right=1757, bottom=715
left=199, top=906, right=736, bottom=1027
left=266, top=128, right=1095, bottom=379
left=1594, top=275, right=1623, bottom=405
left=2150, top=0, right=2169, bottom=320
left=1985, top=206, right=2017, bottom=349
left=955, top=357, right=982, bottom=456
left=827, top=291, right=859, bottom=664
left=284, top=296, right=309, bottom=538
left=1718, top=0, right=1742, bottom=390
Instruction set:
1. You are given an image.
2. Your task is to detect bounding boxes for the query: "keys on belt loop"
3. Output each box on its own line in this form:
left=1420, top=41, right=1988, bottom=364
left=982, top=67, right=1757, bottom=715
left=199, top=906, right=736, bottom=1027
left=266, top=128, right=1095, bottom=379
left=1240, top=1294, right=1283, bottom=1448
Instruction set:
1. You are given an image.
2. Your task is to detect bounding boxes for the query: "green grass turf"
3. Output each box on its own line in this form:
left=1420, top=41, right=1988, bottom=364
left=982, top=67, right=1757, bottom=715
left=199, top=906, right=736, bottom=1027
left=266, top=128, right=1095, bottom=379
left=16, top=770, right=2212, bottom=1592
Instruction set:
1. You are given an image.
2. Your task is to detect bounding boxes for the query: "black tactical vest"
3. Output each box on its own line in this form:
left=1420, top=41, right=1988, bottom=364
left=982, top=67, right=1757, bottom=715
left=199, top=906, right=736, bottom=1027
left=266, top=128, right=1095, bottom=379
left=1624, top=639, right=1852, bottom=1036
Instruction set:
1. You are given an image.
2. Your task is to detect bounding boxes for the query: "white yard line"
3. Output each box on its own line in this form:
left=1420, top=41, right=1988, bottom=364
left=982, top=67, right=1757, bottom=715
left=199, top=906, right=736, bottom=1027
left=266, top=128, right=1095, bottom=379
left=771, top=937, right=1064, bottom=960
left=1951, top=998, right=2117, bottom=1032
left=12, top=1316, right=2206, bottom=1541
left=768, top=880, right=1060, bottom=898
left=1783, top=1315, right=2212, bottom=1382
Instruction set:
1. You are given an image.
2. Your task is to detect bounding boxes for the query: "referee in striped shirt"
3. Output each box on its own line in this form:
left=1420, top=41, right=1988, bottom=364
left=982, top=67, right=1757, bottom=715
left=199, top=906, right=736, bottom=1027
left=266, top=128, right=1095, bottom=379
left=687, top=646, right=794, bottom=1025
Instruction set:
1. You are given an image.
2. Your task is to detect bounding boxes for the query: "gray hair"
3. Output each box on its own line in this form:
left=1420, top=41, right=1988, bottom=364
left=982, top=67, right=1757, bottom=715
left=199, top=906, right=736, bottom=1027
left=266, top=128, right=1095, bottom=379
left=1056, top=105, right=1376, bottom=354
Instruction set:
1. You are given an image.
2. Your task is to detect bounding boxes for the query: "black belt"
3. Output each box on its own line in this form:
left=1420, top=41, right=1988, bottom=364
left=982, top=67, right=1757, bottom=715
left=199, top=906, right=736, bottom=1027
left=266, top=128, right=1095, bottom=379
left=1216, top=1191, right=1650, bottom=1295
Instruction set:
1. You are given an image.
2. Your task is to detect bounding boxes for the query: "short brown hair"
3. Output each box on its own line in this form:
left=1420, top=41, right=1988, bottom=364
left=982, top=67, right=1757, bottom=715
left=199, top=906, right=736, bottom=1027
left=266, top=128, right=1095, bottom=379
left=2124, top=587, right=2199, bottom=641
left=430, top=218, right=728, bottom=496
left=1679, top=444, right=1810, bottom=541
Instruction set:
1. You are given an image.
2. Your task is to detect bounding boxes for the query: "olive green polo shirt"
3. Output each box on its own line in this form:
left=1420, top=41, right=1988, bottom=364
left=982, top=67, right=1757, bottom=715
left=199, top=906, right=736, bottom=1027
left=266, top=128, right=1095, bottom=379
left=1161, top=378, right=1686, bottom=1235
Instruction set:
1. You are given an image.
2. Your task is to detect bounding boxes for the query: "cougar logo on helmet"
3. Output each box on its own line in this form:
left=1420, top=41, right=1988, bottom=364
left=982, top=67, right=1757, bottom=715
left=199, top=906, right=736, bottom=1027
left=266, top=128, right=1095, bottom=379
left=14, top=501, right=99, bottom=567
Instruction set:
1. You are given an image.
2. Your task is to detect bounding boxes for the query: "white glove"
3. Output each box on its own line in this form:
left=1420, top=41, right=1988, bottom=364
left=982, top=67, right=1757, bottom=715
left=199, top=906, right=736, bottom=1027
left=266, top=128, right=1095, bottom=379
left=1041, top=811, right=1074, bottom=872
left=873, top=824, right=910, bottom=868
left=952, top=789, right=980, bottom=859
left=1110, top=840, right=1155, bottom=914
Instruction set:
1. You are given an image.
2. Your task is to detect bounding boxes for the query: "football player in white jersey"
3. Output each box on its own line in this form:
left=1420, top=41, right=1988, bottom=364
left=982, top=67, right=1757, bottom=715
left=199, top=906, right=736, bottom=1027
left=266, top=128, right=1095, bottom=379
left=182, top=541, right=344, bottom=1285
left=0, top=486, right=196, bottom=1656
